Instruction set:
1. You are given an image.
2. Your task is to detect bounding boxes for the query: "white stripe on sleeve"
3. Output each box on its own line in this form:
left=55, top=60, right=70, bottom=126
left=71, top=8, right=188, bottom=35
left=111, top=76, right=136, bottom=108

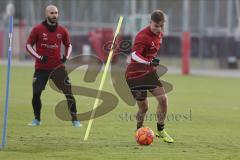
left=26, top=44, right=41, bottom=59
left=131, top=51, right=150, bottom=65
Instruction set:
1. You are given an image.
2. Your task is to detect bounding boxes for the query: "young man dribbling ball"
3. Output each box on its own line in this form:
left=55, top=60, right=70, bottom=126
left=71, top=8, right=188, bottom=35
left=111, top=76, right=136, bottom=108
left=125, top=10, right=174, bottom=143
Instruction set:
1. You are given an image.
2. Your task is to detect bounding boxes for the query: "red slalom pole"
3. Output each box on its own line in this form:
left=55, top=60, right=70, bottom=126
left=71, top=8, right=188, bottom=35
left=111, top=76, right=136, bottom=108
left=181, top=32, right=191, bottom=75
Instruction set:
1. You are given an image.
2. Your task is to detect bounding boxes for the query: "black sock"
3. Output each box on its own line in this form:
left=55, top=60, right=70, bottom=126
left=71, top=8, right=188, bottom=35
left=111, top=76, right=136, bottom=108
left=136, top=122, right=143, bottom=130
left=157, top=123, right=164, bottom=131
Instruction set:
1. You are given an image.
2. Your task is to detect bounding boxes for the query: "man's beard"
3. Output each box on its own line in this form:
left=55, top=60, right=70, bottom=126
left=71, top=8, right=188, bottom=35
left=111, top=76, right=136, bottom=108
left=47, top=17, right=58, bottom=25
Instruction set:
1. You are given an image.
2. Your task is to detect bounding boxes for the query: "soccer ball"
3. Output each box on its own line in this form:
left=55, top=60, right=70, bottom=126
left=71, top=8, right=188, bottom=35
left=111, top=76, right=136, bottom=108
left=135, top=127, right=154, bottom=145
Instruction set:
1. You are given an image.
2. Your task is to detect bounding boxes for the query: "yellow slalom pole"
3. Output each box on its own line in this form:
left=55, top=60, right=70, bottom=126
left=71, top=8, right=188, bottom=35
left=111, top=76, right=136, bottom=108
left=84, top=16, right=124, bottom=141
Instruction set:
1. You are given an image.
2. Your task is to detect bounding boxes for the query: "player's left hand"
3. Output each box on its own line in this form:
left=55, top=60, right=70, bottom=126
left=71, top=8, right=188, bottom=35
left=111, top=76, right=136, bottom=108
left=150, top=58, right=160, bottom=66
left=61, top=56, right=67, bottom=63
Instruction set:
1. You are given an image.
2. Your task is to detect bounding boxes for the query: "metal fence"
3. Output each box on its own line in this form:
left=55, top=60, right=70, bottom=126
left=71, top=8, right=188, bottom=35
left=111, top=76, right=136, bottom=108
left=0, top=0, right=240, bottom=69
left=1, top=0, right=239, bottom=35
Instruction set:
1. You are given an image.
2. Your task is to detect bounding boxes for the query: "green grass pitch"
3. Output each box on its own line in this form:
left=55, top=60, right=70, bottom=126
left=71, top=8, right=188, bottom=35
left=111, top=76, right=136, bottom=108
left=0, top=65, right=240, bottom=160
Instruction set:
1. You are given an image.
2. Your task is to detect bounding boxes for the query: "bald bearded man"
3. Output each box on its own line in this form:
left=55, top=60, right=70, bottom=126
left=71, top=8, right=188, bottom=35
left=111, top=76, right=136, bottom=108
left=26, top=5, right=81, bottom=127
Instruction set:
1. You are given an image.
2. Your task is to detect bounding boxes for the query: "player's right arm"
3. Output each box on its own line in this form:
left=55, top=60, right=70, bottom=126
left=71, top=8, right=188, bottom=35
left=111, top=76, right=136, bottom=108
left=26, top=27, right=47, bottom=63
left=131, top=34, right=160, bottom=66
left=131, top=34, right=151, bottom=65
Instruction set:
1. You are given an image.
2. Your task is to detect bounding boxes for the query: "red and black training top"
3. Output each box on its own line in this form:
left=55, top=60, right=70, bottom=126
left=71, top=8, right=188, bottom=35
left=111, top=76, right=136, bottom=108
left=26, top=20, right=72, bottom=70
left=125, top=26, right=163, bottom=80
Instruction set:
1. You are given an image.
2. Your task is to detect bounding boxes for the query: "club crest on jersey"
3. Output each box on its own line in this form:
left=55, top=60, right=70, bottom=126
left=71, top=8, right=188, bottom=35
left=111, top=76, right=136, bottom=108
left=42, top=33, right=48, bottom=41
left=56, top=33, right=62, bottom=39
left=150, top=41, right=156, bottom=49
left=151, top=41, right=155, bottom=47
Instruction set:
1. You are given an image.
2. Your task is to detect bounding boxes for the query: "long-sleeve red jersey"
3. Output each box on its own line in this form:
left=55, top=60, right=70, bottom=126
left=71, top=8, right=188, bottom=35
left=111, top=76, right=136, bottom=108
left=26, top=21, right=72, bottom=70
left=125, top=26, right=163, bottom=80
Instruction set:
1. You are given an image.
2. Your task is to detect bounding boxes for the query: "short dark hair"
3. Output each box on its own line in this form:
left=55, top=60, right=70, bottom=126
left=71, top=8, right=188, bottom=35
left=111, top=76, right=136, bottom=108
left=151, top=10, right=165, bottom=24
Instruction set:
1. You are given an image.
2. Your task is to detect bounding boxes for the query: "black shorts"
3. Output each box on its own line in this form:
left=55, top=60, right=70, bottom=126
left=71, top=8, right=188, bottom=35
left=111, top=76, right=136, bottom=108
left=126, top=71, right=163, bottom=101
left=32, top=67, right=71, bottom=94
